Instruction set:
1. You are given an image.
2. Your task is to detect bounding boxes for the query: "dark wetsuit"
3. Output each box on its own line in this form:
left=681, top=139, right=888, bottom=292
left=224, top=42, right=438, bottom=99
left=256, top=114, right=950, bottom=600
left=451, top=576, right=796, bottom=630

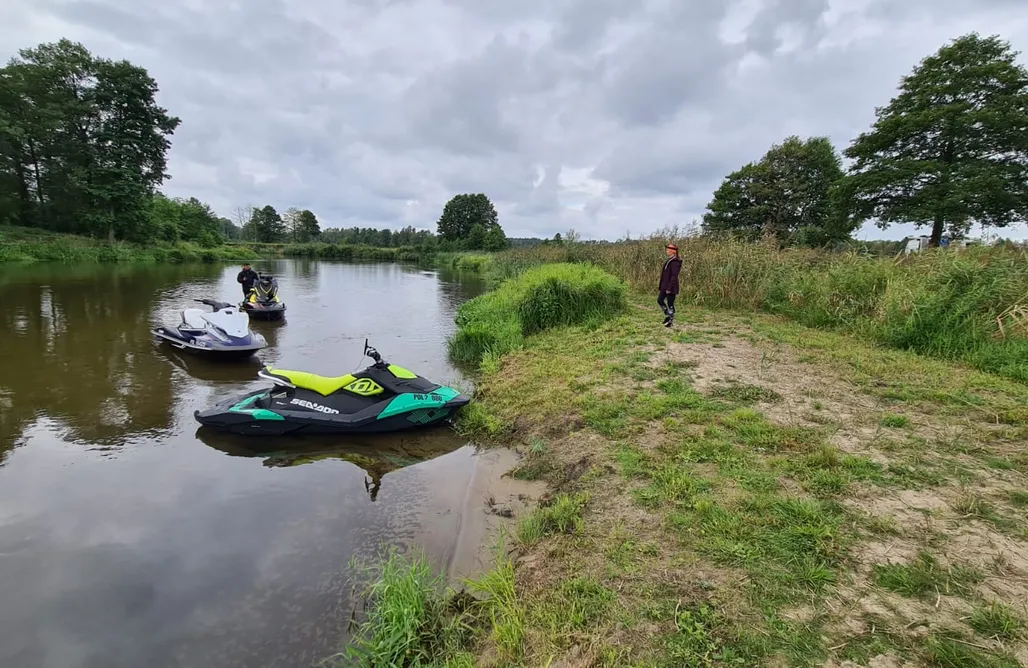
left=237, top=268, right=258, bottom=297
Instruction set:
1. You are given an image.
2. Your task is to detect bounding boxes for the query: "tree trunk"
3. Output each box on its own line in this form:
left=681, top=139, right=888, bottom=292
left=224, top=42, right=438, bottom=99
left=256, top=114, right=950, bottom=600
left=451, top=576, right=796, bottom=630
left=26, top=139, right=47, bottom=226
left=12, top=157, right=33, bottom=225
left=930, top=213, right=944, bottom=247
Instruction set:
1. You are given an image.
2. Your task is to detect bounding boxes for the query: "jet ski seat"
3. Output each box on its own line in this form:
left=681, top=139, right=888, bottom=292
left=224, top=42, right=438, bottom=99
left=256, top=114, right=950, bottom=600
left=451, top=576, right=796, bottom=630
left=261, top=367, right=357, bottom=396
left=181, top=308, right=208, bottom=331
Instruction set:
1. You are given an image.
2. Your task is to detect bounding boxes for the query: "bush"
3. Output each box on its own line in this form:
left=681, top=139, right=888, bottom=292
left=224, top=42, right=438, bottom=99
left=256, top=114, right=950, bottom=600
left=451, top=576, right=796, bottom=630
left=449, top=263, right=628, bottom=366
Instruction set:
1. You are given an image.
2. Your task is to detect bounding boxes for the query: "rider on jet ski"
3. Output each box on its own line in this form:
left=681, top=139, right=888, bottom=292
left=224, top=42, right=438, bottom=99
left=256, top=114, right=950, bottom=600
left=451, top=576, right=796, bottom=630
left=237, top=263, right=258, bottom=298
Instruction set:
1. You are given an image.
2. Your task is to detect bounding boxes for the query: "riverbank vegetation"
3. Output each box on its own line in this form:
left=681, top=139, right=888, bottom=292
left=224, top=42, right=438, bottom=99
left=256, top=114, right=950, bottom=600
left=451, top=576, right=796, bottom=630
left=445, top=295, right=1028, bottom=666
left=447, top=263, right=627, bottom=368
left=0, top=224, right=255, bottom=263
left=490, top=235, right=1028, bottom=384
left=0, top=223, right=507, bottom=267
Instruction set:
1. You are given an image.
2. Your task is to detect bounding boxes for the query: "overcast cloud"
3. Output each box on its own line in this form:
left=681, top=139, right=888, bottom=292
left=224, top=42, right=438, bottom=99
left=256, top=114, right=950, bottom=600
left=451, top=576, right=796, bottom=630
left=4, top=0, right=1028, bottom=240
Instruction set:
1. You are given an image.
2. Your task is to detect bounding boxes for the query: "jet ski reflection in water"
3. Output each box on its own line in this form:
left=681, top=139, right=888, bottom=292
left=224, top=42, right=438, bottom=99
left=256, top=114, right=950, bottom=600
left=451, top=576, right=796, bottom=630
left=195, top=428, right=467, bottom=501
left=194, top=340, right=471, bottom=435
left=240, top=272, right=286, bottom=321
left=152, top=299, right=267, bottom=359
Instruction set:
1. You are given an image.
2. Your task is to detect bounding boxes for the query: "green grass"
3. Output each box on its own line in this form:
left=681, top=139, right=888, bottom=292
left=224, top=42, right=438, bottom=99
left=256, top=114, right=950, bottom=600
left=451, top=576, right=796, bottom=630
left=432, top=252, right=494, bottom=274
left=924, top=631, right=1022, bottom=668
left=0, top=225, right=258, bottom=263
left=336, top=549, right=455, bottom=667
left=436, top=277, right=1028, bottom=664
left=517, top=492, right=589, bottom=545
left=873, top=552, right=982, bottom=599
left=1008, top=491, right=1028, bottom=508
left=279, top=241, right=424, bottom=262
left=969, top=603, right=1023, bottom=640
left=448, top=263, right=628, bottom=366
left=881, top=413, right=911, bottom=428
left=332, top=542, right=529, bottom=667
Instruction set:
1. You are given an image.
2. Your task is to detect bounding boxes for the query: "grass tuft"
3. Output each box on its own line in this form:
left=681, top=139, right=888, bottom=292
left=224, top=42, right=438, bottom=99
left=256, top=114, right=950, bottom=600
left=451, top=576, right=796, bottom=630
left=873, top=552, right=982, bottom=599
left=969, top=602, right=1023, bottom=640
left=517, top=492, right=590, bottom=545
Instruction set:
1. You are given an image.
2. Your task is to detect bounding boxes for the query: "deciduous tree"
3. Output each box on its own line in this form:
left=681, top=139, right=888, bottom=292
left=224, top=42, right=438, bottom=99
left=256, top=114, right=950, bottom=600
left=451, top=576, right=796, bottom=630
left=839, top=33, right=1028, bottom=246
left=436, top=193, right=502, bottom=248
left=702, top=136, right=850, bottom=246
left=249, top=205, right=286, bottom=243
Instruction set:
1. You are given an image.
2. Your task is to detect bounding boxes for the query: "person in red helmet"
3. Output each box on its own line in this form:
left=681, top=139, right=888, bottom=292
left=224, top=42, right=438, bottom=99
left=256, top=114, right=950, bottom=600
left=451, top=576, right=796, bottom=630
left=658, top=243, right=682, bottom=327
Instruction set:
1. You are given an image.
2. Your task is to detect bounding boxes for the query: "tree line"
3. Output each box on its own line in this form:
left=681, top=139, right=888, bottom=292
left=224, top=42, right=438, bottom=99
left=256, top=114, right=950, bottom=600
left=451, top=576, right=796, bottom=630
left=0, top=39, right=513, bottom=252
left=701, top=33, right=1028, bottom=248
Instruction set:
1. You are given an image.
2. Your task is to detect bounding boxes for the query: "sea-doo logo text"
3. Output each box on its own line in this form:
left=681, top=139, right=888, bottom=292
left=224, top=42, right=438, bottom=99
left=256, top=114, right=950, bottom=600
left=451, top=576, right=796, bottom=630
left=289, top=398, right=340, bottom=414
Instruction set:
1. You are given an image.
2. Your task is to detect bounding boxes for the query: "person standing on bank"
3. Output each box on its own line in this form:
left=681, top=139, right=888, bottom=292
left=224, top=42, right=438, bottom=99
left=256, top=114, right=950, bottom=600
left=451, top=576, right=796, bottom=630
left=658, top=243, right=682, bottom=327
left=237, top=263, right=258, bottom=299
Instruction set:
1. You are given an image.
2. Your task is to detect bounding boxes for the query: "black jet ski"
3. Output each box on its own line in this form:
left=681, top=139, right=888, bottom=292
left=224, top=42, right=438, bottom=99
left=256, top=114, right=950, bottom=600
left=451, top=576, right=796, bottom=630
left=153, top=299, right=267, bottom=359
left=193, top=340, right=470, bottom=435
left=240, top=272, right=286, bottom=320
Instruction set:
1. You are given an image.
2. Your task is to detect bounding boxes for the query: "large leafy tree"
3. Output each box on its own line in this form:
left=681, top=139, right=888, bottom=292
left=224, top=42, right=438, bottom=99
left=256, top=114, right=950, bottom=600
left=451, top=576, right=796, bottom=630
left=701, top=136, right=850, bottom=246
left=436, top=193, right=505, bottom=249
left=249, top=205, right=286, bottom=243
left=840, top=33, right=1028, bottom=246
left=0, top=39, right=180, bottom=241
left=294, top=209, right=321, bottom=242
left=147, top=194, right=226, bottom=246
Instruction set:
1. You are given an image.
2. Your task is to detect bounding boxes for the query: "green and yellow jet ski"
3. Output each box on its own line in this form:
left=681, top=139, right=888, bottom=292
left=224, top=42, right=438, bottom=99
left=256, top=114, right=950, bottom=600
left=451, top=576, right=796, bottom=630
left=193, top=341, right=470, bottom=436
left=240, top=272, right=286, bottom=320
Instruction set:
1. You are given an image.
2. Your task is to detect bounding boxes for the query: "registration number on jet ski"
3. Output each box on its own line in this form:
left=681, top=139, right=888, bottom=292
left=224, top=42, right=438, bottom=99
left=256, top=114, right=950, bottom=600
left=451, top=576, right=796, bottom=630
left=288, top=398, right=340, bottom=414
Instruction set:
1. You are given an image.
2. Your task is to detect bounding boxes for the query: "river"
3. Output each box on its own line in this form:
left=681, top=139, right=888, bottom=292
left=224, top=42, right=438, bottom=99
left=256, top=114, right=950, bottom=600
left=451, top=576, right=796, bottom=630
left=0, top=259, right=511, bottom=668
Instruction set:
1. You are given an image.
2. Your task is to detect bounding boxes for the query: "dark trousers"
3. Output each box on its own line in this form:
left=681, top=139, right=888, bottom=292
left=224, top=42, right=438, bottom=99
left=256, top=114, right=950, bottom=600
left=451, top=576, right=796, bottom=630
left=242, top=284, right=254, bottom=298
left=658, top=291, right=676, bottom=313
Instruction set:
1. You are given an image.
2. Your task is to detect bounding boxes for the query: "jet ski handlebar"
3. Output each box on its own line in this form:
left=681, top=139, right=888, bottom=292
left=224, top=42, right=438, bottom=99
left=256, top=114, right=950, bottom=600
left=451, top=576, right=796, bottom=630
left=363, top=338, right=384, bottom=365
left=194, top=298, right=234, bottom=311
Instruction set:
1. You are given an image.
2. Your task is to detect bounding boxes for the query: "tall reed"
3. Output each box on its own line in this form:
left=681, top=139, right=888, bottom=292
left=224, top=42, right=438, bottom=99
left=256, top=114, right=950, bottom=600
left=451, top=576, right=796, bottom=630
left=496, top=234, right=1028, bottom=382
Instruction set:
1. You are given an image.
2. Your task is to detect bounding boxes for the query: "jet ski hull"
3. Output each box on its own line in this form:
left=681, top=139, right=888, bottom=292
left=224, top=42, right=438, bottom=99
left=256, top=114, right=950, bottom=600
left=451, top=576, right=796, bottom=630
left=194, top=386, right=470, bottom=435
left=240, top=302, right=286, bottom=320
left=152, top=327, right=266, bottom=359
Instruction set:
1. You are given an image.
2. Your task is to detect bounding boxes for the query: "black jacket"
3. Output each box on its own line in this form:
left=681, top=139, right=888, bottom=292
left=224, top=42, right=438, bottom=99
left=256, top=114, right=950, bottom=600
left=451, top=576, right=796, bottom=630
left=659, top=256, right=682, bottom=295
left=237, top=268, right=258, bottom=288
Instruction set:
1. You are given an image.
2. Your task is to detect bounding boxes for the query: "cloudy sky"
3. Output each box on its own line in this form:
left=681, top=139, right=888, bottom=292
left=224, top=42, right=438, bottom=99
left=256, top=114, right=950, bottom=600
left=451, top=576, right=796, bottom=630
left=4, top=0, right=1028, bottom=240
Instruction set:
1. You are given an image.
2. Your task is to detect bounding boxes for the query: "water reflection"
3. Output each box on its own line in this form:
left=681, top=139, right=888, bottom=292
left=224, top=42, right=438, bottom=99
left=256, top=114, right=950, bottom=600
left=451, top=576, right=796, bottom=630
left=160, top=347, right=266, bottom=383
left=0, top=264, right=221, bottom=457
left=196, top=426, right=467, bottom=501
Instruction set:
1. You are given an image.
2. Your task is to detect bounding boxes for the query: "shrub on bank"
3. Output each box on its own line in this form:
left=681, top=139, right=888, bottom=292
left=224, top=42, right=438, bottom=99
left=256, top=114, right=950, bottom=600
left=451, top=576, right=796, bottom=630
left=449, top=263, right=628, bottom=366
left=433, top=252, right=493, bottom=274
left=497, top=237, right=1028, bottom=382
left=280, top=242, right=424, bottom=262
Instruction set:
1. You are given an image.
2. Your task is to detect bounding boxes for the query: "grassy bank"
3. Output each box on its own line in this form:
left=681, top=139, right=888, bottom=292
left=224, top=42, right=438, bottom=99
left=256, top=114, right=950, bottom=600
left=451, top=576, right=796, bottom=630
left=442, top=289, right=1028, bottom=666
left=433, top=252, right=495, bottom=274
left=0, top=225, right=258, bottom=263
left=494, top=237, right=1028, bottom=383
left=332, top=547, right=522, bottom=668
left=448, top=262, right=628, bottom=369
left=344, top=280, right=1028, bottom=665
left=246, top=240, right=424, bottom=263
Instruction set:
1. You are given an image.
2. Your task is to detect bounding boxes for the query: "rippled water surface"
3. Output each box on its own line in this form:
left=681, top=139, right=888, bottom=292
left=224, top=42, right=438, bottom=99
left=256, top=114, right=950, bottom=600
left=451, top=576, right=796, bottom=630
left=0, top=260, right=487, bottom=668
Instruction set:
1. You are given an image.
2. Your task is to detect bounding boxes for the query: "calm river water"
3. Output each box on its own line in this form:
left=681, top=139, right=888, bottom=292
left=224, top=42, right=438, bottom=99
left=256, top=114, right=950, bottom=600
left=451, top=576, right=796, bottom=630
left=0, top=259, right=489, bottom=668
